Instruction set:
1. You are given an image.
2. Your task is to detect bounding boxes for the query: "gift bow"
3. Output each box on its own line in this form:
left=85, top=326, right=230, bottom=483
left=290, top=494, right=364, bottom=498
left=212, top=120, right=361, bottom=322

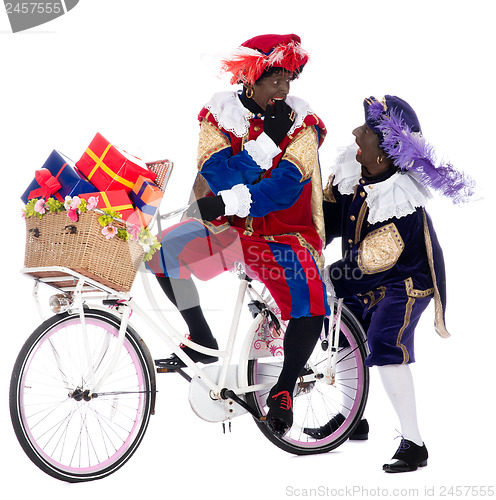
left=31, top=169, right=62, bottom=199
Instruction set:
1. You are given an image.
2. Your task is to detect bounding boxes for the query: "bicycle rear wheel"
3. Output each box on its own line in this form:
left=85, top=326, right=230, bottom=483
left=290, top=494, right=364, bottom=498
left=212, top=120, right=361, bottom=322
left=10, top=308, right=155, bottom=482
left=245, top=304, right=369, bottom=454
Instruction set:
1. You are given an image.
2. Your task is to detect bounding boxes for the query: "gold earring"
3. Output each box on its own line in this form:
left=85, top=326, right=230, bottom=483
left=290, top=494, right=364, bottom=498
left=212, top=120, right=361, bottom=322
left=376, top=155, right=383, bottom=164
left=246, top=87, right=253, bottom=98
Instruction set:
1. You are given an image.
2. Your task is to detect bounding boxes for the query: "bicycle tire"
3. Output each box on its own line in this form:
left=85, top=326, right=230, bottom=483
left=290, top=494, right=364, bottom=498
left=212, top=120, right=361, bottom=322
left=10, top=308, right=155, bottom=482
left=245, top=304, right=369, bottom=455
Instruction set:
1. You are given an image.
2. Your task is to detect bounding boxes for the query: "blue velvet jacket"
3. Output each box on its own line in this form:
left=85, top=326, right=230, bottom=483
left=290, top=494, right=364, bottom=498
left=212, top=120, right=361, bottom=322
left=323, top=165, right=449, bottom=337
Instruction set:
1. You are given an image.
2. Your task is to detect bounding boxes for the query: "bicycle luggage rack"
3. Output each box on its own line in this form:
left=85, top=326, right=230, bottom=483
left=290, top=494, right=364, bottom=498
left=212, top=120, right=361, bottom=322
left=21, top=266, right=127, bottom=319
left=21, top=266, right=127, bottom=295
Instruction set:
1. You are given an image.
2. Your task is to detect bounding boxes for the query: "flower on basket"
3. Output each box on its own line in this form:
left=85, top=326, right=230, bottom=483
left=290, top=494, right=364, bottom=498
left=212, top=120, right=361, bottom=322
left=137, top=227, right=161, bottom=260
left=24, top=197, right=64, bottom=219
left=86, top=196, right=99, bottom=210
left=64, top=195, right=80, bottom=210
left=102, top=224, right=118, bottom=239
left=34, top=198, right=48, bottom=215
left=23, top=197, right=161, bottom=262
left=63, top=195, right=89, bottom=222
left=126, top=223, right=140, bottom=240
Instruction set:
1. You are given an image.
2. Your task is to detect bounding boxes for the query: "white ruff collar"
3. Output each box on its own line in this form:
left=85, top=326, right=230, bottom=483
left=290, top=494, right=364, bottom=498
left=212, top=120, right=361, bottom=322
left=331, top=144, right=432, bottom=224
left=203, top=91, right=315, bottom=138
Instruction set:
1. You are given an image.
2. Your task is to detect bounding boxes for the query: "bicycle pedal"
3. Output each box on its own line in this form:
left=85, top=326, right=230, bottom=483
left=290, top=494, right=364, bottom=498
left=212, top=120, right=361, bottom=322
left=156, top=366, right=192, bottom=382
left=156, top=367, right=176, bottom=373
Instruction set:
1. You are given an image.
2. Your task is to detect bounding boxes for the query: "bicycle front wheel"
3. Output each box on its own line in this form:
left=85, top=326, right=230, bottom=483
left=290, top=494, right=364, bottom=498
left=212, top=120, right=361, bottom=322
left=10, top=308, right=155, bottom=482
left=245, top=304, right=369, bottom=455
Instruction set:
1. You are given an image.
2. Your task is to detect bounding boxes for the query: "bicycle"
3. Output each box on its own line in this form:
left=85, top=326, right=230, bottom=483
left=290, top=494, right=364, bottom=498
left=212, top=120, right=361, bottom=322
left=10, top=205, right=370, bottom=483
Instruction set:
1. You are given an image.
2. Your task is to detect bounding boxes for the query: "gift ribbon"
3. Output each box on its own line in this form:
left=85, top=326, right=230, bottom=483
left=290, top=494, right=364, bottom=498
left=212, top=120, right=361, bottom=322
left=52, top=161, right=79, bottom=200
left=133, top=182, right=161, bottom=215
left=29, top=169, right=62, bottom=200
left=85, top=144, right=135, bottom=190
left=135, top=200, right=157, bottom=216
left=53, top=162, right=68, bottom=182
left=100, top=192, right=133, bottom=212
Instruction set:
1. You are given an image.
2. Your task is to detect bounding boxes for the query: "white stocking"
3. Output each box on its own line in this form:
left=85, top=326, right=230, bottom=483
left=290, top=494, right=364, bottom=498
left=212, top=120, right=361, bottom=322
left=377, top=364, right=423, bottom=446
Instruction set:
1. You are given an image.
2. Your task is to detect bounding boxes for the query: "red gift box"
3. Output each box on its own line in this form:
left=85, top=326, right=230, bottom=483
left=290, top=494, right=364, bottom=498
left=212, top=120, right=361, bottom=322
left=79, top=190, right=135, bottom=220
left=128, top=175, right=164, bottom=227
left=76, top=133, right=157, bottom=194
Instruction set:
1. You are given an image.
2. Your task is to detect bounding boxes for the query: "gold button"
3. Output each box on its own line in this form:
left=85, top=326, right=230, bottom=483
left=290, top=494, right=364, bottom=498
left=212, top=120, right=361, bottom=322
left=360, top=179, right=365, bottom=184
left=350, top=215, right=356, bottom=221
left=348, top=239, right=353, bottom=244
left=254, top=126, right=261, bottom=132
left=360, top=191, right=366, bottom=197
left=363, top=298, right=369, bottom=304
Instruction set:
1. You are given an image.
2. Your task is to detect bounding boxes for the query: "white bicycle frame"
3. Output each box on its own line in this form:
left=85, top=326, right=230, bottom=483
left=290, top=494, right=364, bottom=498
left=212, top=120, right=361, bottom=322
left=24, top=265, right=342, bottom=413
left=22, top=209, right=344, bottom=415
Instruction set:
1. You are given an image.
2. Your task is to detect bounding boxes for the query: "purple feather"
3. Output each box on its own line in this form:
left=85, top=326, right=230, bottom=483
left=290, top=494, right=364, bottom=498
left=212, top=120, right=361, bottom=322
left=373, top=108, right=475, bottom=203
left=367, top=100, right=386, bottom=123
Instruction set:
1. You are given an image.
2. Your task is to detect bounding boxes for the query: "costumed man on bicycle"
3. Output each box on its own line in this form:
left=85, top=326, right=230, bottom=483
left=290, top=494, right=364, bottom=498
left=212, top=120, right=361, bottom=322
left=146, top=33, right=330, bottom=435
left=322, top=95, right=475, bottom=472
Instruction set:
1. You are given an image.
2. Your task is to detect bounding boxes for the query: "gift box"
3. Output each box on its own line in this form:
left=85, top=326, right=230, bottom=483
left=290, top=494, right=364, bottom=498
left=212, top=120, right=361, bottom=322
left=79, top=190, right=135, bottom=221
left=76, top=133, right=157, bottom=194
left=21, top=150, right=96, bottom=204
left=128, top=175, right=164, bottom=227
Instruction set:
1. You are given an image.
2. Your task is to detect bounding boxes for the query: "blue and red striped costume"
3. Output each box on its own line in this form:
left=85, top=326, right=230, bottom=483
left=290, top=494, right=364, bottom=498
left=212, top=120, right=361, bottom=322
left=147, top=91, right=330, bottom=320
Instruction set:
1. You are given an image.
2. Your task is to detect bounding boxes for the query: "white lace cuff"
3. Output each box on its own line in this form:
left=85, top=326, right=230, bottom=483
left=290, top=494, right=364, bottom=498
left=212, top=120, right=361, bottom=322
left=219, top=184, right=252, bottom=218
left=322, top=265, right=336, bottom=297
left=244, top=132, right=281, bottom=170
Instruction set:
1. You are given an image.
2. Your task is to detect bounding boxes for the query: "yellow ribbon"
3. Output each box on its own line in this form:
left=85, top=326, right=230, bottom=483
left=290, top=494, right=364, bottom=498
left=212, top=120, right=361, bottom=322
left=85, top=144, right=135, bottom=190
left=100, top=191, right=133, bottom=212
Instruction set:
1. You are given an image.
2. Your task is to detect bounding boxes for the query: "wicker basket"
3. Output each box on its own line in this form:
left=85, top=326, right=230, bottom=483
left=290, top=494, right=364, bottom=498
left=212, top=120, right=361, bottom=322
left=24, top=211, right=144, bottom=292
left=146, top=160, right=173, bottom=192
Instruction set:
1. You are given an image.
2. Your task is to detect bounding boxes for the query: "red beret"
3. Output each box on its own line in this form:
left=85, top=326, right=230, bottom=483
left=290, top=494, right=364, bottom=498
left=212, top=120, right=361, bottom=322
left=222, top=33, right=309, bottom=85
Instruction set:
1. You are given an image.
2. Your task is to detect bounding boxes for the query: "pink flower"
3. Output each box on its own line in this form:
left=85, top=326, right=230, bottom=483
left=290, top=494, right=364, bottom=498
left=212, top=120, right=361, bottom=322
left=64, top=196, right=82, bottom=211
left=69, top=196, right=81, bottom=210
left=102, top=225, right=118, bottom=239
left=67, top=208, right=79, bottom=222
left=34, top=199, right=47, bottom=214
left=126, top=223, right=140, bottom=240
left=87, top=196, right=99, bottom=210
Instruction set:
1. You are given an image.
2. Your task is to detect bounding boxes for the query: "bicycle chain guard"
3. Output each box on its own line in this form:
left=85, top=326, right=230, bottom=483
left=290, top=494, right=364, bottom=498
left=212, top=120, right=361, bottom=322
left=188, top=365, right=248, bottom=422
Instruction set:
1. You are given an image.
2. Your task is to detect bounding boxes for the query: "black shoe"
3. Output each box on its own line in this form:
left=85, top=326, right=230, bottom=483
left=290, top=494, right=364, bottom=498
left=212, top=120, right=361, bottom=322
left=349, top=418, right=369, bottom=440
left=383, top=439, right=428, bottom=473
left=266, top=387, right=293, bottom=436
left=303, top=413, right=345, bottom=439
left=155, top=339, right=218, bottom=370
left=303, top=416, right=368, bottom=440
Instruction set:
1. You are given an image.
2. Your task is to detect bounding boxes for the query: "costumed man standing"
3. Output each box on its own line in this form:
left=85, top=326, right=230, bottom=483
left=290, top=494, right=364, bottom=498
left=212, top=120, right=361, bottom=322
left=322, top=96, right=474, bottom=472
left=147, top=34, right=329, bottom=434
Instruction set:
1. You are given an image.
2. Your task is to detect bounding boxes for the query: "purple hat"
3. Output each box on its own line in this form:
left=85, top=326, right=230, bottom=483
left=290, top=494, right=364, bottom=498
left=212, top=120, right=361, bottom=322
left=364, top=95, right=474, bottom=203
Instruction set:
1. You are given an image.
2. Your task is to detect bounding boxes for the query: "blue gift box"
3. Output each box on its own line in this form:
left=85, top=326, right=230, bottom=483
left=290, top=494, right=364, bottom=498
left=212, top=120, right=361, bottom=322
left=21, top=150, right=96, bottom=203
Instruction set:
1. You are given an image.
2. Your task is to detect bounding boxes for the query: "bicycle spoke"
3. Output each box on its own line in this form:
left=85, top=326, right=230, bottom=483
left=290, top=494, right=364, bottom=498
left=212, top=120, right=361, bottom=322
left=11, top=311, right=152, bottom=481
left=246, top=307, right=369, bottom=454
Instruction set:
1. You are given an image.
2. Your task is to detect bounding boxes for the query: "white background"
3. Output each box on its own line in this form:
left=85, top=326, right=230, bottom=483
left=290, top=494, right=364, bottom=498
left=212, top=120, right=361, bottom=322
left=1, top=0, right=495, bottom=498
